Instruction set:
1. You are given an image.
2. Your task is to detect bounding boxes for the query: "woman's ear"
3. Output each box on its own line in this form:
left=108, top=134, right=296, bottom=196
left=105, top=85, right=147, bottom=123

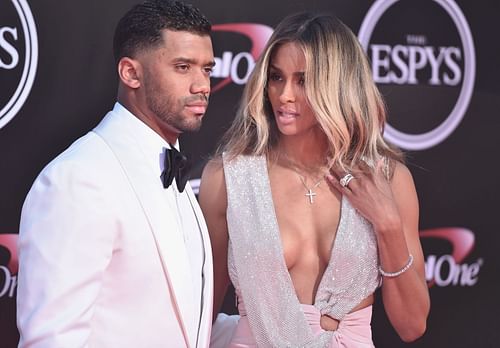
left=117, top=57, right=142, bottom=89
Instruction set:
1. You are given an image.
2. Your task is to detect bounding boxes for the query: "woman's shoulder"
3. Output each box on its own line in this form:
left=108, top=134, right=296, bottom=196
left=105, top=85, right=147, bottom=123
left=202, top=156, right=225, bottom=181
left=391, top=160, right=412, bottom=180
left=389, top=160, right=417, bottom=198
left=201, top=152, right=253, bottom=174
left=199, top=156, right=228, bottom=211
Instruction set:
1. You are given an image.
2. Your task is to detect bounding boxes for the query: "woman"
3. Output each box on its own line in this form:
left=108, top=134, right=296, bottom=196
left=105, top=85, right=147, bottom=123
left=200, top=12, right=430, bottom=347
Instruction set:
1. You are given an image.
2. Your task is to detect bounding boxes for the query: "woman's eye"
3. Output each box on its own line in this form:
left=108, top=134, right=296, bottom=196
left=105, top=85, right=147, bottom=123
left=269, top=73, right=282, bottom=81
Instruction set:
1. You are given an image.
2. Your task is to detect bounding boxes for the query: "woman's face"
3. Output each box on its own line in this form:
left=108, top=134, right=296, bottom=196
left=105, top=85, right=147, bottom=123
left=267, top=42, right=317, bottom=137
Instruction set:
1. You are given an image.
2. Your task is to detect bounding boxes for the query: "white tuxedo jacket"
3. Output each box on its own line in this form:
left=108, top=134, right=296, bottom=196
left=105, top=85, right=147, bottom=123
left=17, top=105, right=213, bottom=348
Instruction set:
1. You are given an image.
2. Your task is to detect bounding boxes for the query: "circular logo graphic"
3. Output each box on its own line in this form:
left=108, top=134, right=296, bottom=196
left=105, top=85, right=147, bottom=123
left=0, top=0, right=38, bottom=129
left=358, top=0, right=475, bottom=150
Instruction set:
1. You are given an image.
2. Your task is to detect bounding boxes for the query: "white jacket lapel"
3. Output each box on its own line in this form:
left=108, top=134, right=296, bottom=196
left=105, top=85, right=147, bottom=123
left=93, top=109, right=195, bottom=347
left=185, top=186, right=213, bottom=347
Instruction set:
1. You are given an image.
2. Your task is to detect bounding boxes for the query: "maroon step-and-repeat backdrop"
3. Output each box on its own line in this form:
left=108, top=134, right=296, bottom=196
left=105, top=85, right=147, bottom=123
left=1, top=1, right=499, bottom=347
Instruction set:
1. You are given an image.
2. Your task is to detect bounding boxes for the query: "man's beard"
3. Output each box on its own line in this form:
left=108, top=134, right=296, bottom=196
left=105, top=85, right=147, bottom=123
left=145, top=86, right=208, bottom=134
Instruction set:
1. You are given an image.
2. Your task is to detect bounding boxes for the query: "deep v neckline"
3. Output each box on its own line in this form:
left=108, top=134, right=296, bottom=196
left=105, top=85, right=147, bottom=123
left=263, top=155, right=346, bottom=305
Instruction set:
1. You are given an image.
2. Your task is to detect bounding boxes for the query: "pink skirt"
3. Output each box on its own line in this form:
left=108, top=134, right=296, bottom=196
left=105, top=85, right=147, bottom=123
left=229, top=304, right=375, bottom=347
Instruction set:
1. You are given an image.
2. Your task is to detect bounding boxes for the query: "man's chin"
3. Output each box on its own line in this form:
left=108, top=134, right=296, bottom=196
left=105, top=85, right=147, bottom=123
left=180, top=119, right=203, bottom=133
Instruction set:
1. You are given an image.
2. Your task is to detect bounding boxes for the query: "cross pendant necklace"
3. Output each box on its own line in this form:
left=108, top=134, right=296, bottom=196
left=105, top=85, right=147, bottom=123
left=278, top=151, right=326, bottom=204
left=297, top=174, right=322, bottom=204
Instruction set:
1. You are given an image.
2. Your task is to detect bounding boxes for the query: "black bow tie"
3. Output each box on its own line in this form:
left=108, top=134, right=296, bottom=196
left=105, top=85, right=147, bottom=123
left=161, top=147, right=191, bottom=192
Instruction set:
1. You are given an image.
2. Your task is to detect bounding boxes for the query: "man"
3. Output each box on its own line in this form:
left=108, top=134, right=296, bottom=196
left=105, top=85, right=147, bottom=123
left=17, top=1, right=215, bottom=347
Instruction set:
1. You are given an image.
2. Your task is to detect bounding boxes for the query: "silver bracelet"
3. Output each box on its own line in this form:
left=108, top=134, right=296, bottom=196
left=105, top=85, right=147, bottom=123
left=379, top=254, right=414, bottom=277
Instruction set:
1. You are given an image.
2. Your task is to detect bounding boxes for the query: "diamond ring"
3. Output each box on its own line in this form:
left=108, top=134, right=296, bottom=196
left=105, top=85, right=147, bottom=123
left=339, top=173, right=354, bottom=187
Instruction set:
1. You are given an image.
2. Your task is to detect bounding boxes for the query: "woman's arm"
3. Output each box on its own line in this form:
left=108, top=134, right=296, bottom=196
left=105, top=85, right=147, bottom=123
left=199, top=158, right=231, bottom=322
left=327, top=160, right=430, bottom=342
left=376, top=162, right=429, bottom=341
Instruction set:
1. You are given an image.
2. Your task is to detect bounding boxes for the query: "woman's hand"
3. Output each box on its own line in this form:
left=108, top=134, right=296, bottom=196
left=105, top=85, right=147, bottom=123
left=326, top=159, right=402, bottom=234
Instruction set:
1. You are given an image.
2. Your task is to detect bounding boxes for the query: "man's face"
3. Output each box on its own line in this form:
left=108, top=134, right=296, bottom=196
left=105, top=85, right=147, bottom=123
left=140, top=29, right=214, bottom=142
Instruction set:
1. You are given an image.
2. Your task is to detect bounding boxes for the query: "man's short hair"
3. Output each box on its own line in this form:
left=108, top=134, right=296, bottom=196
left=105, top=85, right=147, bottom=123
left=113, top=0, right=211, bottom=64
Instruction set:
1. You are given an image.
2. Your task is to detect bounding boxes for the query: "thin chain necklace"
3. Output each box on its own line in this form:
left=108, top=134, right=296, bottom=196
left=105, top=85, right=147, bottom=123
left=296, top=172, right=322, bottom=204
left=276, top=150, right=327, bottom=204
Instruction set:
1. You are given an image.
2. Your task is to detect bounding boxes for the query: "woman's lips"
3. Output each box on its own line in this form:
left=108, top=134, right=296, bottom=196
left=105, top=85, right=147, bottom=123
left=277, top=108, right=299, bottom=124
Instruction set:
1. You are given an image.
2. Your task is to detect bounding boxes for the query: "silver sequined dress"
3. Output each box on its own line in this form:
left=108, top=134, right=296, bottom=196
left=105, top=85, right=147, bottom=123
left=223, top=154, right=381, bottom=347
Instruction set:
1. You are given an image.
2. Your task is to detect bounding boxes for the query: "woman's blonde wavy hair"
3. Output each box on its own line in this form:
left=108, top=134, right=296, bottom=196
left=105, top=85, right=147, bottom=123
left=218, top=12, right=402, bottom=173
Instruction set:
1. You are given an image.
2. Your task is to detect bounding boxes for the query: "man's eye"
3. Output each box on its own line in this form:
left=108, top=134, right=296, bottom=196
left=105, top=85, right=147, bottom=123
left=176, top=64, right=189, bottom=71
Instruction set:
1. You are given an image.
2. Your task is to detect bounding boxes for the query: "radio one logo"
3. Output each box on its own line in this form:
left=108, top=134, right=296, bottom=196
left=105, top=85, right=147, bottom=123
left=0, top=234, right=18, bottom=298
left=211, top=23, right=273, bottom=93
left=420, top=228, right=482, bottom=287
left=358, top=0, right=475, bottom=150
left=0, top=0, right=38, bottom=129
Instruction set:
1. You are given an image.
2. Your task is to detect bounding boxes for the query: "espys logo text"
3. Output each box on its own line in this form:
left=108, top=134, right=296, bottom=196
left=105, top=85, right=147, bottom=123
left=0, top=234, right=18, bottom=298
left=211, top=23, right=273, bottom=92
left=0, top=0, right=38, bottom=129
left=421, top=227, right=482, bottom=287
left=359, top=0, right=475, bottom=150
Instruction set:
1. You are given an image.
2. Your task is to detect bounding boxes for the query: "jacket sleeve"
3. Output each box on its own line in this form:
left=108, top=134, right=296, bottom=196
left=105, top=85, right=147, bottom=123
left=17, top=153, right=117, bottom=348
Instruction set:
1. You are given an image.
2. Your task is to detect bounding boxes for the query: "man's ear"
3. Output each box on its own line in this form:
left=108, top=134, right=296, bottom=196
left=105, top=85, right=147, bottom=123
left=117, top=57, right=142, bottom=89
